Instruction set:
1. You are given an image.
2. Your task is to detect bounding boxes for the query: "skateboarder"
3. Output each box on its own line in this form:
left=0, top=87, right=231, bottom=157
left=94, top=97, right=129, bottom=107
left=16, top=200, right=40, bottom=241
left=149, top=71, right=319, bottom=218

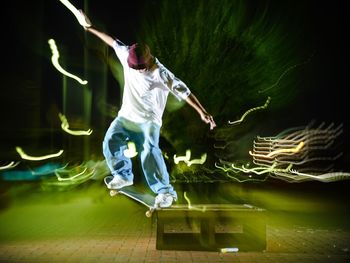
left=77, top=10, right=216, bottom=208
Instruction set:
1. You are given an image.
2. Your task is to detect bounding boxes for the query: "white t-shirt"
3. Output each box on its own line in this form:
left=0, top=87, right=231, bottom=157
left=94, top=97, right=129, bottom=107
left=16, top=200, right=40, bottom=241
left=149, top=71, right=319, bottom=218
left=112, top=40, right=191, bottom=126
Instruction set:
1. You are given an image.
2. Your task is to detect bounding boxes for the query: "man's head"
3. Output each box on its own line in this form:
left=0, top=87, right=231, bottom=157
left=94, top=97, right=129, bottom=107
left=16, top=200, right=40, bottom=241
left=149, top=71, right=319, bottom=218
left=127, top=43, right=154, bottom=70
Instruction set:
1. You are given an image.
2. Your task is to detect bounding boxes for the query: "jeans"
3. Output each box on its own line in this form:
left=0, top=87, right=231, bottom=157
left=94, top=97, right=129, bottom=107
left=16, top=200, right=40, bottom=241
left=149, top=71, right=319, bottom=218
left=102, top=116, right=177, bottom=199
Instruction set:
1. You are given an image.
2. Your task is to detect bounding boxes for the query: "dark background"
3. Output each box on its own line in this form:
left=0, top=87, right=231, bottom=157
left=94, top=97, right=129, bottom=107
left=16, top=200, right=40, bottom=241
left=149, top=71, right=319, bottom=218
left=0, top=0, right=348, bottom=179
left=0, top=1, right=349, bottom=235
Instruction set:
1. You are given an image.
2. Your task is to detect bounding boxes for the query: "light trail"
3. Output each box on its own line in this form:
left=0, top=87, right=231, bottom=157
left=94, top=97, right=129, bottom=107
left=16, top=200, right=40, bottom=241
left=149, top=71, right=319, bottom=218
left=59, top=0, right=91, bottom=27
left=16, top=147, right=63, bottom=161
left=228, top=96, right=271, bottom=125
left=0, top=161, right=20, bottom=170
left=58, top=113, right=93, bottom=136
left=48, top=39, right=88, bottom=85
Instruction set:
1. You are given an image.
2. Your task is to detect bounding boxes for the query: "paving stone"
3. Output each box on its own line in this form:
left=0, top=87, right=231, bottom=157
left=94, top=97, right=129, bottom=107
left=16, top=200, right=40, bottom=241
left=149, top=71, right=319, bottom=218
left=0, top=183, right=349, bottom=262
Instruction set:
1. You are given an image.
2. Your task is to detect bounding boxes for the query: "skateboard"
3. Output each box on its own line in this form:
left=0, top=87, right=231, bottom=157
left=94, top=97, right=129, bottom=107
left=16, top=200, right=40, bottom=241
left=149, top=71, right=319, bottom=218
left=104, top=175, right=159, bottom=217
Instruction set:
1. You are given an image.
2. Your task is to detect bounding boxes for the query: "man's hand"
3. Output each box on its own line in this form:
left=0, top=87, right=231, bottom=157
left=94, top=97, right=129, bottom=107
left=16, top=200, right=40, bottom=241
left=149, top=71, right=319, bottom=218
left=185, top=93, right=217, bottom=130
left=201, top=113, right=216, bottom=130
left=77, top=11, right=115, bottom=47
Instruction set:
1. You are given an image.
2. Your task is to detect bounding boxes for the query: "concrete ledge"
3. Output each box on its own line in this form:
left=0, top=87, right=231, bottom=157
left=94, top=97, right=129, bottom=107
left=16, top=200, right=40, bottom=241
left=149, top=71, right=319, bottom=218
left=156, top=204, right=266, bottom=251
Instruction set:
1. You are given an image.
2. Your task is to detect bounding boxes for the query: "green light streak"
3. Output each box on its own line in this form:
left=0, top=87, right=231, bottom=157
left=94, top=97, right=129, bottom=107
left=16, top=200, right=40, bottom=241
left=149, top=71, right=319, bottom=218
left=249, top=141, right=304, bottom=158
left=183, top=191, right=192, bottom=208
left=184, top=192, right=206, bottom=212
left=16, top=147, right=63, bottom=161
left=43, top=169, right=95, bottom=188
left=216, top=162, right=292, bottom=175
left=48, top=39, right=88, bottom=85
left=268, top=153, right=343, bottom=166
left=259, top=52, right=315, bottom=93
left=0, top=161, right=20, bottom=170
left=215, top=121, right=348, bottom=183
left=173, top=149, right=207, bottom=166
left=251, top=123, right=342, bottom=165
left=214, top=162, right=269, bottom=182
left=187, top=153, right=207, bottom=166
left=288, top=171, right=350, bottom=182
left=58, top=113, right=93, bottom=136
left=228, top=96, right=271, bottom=125
left=55, top=167, right=88, bottom=181
left=173, top=149, right=191, bottom=164
left=41, top=162, right=98, bottom=189
left=163, top=152, right=169, bottom=160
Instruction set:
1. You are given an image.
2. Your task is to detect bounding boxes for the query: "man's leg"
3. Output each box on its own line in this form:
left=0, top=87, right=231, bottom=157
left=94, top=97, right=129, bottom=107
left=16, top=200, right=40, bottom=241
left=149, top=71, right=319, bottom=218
left=102, top=117, right=134, bottom=187
left=139, top=122, right=177, bottom=202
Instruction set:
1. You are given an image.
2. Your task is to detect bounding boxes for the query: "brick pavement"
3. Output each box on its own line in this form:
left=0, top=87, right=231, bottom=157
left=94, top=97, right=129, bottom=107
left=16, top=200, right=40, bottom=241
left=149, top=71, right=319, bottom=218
left=0, top=182, right=349, bottom=263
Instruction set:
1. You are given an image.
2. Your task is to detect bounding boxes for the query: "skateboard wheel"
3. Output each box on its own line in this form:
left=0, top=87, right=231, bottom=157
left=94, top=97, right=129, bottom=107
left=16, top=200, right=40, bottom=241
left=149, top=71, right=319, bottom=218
left=145, top=210, right=153, bottom=217
left=110, top=190, right=118, bottom=197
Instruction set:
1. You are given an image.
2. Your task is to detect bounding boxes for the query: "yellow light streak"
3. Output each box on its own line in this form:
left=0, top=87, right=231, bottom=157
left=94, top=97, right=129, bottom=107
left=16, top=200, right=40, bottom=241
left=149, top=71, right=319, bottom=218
left=58, top=113, right=93, bottom=136
left=215, top=162, right=292, bottom=175
left=48, top=39, right=88, bottom=85
left=163, top=152, right=169, bottom=160
left=183, top=191, right=192, bottom=208
left=174, top=150, right=207, bottom=166
left=228, top=97, right=271, bottom=125
left=44, top=168, right=95, bottom=187
left=123, top=141, right=138, bottom=158
left=16, top=147, right=63, bottom=161
left=53, top=162, right=98, bottom=183
left=289, top=170, right=350, bottom=182
left=184, top=192, right=206, bottom=212
left=186, top=153, right=207, bottom=166
left=174, top=149, right=191, bottom=164
left=238, top=163, right=292, bottom=175
left=55, top=167, right=88, bottom=181
left=0, top=161, right=20, bottom=170
left=249, top=141, right=304, bottom=158
left=59, top=0, right=91, bottom=27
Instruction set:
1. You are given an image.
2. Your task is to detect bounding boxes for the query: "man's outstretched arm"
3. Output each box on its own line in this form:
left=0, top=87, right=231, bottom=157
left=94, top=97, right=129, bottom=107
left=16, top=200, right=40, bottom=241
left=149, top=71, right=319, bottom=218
left=78, top=10, right=115, bottom=47
left=185, top=93, right=216, bottom=130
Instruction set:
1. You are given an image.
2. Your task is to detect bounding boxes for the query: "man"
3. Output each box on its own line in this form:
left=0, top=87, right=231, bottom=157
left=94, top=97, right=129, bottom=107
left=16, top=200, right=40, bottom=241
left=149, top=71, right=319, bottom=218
left=78, top=10, right=216, bottom=207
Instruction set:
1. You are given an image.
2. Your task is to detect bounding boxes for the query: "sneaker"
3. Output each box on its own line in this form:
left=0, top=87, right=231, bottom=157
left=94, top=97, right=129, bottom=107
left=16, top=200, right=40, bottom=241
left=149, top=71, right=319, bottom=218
left=104, top=175, right=133, bottom=189
left=155, top=193, right=175, bottom=208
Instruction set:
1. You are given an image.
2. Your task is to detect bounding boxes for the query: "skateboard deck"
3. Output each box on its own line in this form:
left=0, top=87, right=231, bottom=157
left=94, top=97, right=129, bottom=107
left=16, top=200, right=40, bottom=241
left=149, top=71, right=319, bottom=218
left=104, top=175, right=159, bottom=217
